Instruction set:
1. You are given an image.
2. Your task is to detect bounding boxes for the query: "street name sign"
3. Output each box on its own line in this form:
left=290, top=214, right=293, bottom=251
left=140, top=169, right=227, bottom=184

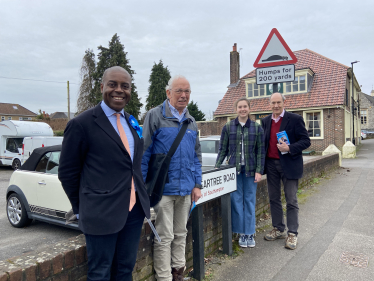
left=255, top=64, right=295, bottom=85
left=253, top=28, right=297, bottom=68
left=196, top=167, right=237, bottom=205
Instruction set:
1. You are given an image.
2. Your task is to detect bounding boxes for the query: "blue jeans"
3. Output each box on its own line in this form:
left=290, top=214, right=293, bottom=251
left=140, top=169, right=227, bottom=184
left=231, top=167, right=257, bottom=235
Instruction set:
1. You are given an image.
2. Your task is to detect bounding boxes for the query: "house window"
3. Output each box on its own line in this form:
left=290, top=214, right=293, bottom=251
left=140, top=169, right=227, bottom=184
left=248, top=83, right=265, bottom=98
left=304, top=111, right=323, bottom=138
left=361, top=110, right=367, bottom=125
left=8, top=117, right=12, bottom=120
left=267, top=83, right=283, bottom=95
left=285, top=75, right=306, bottom=93
left=19, top=117, right=23, bottom=120
left=1, top=116, right=4, bottom=121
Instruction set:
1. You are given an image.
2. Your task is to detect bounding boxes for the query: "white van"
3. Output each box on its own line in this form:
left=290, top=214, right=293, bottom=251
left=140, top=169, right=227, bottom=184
left=0, top=121, right=53, bottom=170
left=22, top=136, right=63, bottom=164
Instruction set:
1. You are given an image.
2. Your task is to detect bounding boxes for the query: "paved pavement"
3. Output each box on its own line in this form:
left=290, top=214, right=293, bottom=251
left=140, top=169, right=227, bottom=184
left=212, top=139, right=374, bottom=281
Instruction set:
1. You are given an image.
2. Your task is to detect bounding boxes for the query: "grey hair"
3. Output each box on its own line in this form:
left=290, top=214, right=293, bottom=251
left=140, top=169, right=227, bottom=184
left=165, top=75, right=189, bottom=91
left=269, top=92, right=286, bottom=102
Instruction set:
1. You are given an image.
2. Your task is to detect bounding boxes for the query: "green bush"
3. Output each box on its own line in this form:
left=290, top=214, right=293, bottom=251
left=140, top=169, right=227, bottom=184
left=54, top=130, right=64, bottom=136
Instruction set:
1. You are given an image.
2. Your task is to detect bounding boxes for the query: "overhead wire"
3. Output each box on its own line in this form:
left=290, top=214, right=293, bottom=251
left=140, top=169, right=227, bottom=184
left=0, top=76, right=78, bottom=85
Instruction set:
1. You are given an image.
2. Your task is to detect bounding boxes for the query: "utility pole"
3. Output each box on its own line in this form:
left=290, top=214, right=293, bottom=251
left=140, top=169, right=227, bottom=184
left=67, top=81, right=70, bottom=121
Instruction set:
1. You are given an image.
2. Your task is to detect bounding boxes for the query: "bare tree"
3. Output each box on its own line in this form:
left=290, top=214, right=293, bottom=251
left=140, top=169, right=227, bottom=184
left=76, top=49, right=96, bottom=115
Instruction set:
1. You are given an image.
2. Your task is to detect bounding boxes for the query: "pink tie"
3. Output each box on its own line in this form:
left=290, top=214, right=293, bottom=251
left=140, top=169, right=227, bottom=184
left=115, top=113, right=136, bottom=211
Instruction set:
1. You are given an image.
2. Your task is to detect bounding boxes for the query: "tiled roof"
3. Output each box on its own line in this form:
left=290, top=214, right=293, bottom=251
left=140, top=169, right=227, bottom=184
left=0, top=103, right=36, bottom=116
left=215, top=49, right=349, bottom=116
left=50, top=112, right=75, bottom=119
left=361, top=93, right=374, bottom=105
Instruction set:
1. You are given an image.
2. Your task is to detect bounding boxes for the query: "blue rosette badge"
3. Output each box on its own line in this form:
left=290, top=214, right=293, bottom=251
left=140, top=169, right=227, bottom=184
left=129, top=115, right=143, bottom=139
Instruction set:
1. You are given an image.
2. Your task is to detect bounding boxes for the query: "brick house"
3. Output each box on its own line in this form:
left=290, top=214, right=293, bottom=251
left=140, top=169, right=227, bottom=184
left=359, top=90, right=374, bottom=131
left=212, top=45, right=362, bottom=152
left=0, top=103, right=36, bottom=121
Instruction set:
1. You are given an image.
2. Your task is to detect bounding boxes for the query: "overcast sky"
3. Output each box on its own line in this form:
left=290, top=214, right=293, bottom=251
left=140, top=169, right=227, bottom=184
left=1, top=0, right=373, bottom=119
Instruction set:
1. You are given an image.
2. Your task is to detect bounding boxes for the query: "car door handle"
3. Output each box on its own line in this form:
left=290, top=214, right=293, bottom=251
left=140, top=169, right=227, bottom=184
left=38, top=181, right=46, bottom=185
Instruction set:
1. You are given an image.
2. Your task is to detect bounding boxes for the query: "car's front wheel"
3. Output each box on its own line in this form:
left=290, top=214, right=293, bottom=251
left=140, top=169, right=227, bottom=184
left=7, top=193, right=32, bottom=228
left=12, top=159, right=21, bottom=170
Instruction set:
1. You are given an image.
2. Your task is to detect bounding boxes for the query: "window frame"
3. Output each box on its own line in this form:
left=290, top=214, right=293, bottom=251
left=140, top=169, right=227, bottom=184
left=245, top=68, right=314, bottom=99
left=303, top=110, right=324, bottom=139
left=284, top=74, right=307, bottom=94
left=360, top=109, right=367, bottom=125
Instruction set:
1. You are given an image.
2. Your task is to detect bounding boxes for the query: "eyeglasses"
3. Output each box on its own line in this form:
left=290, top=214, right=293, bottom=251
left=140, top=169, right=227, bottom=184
left=171, top=89, right=191, bottom=95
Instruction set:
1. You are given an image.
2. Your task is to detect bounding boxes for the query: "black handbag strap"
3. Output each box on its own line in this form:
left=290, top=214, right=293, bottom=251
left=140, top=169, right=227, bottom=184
left=167, top=121, right=189, bottom=158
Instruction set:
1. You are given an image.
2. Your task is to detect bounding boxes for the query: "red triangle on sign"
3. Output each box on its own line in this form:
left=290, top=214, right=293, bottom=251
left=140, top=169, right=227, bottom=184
left=253, top=28, right=297, bottom=68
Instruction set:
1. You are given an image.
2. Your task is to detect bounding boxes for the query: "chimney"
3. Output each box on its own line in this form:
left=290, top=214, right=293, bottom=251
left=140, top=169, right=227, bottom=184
left=230, top=43, right=240, bottom=85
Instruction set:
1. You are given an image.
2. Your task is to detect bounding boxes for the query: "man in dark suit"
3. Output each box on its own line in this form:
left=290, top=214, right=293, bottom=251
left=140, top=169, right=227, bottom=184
left=262, top=92, right=310, bottom=250
left=58, top=66, right=150, bottom=281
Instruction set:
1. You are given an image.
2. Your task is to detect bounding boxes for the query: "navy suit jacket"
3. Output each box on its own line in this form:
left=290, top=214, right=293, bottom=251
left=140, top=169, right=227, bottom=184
left=58, top=104, right=150, bottom=235
left=262, top=111, right=311, bottom=179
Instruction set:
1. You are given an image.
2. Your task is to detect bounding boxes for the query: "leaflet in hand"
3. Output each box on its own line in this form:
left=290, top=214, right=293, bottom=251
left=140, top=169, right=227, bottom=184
left=187, top=201, right=196, bottom=220
left=146, top=218, right=161, bottom=242
left=276, top=131, right=290, bottom=155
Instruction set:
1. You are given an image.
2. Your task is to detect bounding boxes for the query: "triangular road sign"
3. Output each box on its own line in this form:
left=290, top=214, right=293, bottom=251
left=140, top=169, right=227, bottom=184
left=253, top=28, right=297, bottom=68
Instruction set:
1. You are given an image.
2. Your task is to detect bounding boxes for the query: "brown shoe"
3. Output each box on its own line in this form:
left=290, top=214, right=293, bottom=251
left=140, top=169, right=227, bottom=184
left=172, top=267, right=184, bottom=281
left=264, top=228, right=287, bottom=241
left=285, top=233, right=298, bottom=250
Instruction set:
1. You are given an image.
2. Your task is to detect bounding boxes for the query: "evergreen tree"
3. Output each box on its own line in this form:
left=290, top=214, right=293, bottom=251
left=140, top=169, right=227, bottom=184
left=92, top=34, right=143, bottom=118
left=187, top=100, right=206, bottom=121
left=145, top=60, right=171, bottom=111
left=76, top=49, right=96, bottom=115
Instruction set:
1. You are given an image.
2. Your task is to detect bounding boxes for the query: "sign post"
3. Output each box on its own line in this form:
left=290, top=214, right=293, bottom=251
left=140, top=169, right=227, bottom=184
left=192, top=166, right=237, bottom=280
left=253, top=28, right=297, bottom=93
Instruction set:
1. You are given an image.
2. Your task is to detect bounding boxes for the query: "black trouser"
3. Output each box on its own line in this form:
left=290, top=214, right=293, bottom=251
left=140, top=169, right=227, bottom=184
left=85, top=196, right=145, bottom=281
left=266, top=158, right=299, bottom=235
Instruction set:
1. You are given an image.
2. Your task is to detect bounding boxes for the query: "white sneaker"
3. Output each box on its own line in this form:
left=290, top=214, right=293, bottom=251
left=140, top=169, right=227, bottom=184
left=239, top=234, right=248, bottom=248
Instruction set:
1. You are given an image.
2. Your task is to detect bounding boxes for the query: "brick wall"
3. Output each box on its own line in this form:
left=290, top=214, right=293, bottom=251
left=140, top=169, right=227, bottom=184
left=197, top=117, right=231, bottom=137
left=230, top=44, right=240, bottom=85
left=0, top=154, right=339, bottom=281
left=34, top=119, right=69, bottom=131
left=307, top=108, right=345, bottom=152
left=0, top=235, right=87, bottom=281
left=196, top=121, right=220, bottom=136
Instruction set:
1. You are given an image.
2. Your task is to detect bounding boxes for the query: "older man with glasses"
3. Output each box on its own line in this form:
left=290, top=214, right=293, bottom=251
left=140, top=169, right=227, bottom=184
left=142, top=75, right=202, bottom=281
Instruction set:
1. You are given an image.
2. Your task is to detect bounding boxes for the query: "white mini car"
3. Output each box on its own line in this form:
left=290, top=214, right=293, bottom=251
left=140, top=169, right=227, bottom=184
left=6, top=145, right=78, bottom=230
